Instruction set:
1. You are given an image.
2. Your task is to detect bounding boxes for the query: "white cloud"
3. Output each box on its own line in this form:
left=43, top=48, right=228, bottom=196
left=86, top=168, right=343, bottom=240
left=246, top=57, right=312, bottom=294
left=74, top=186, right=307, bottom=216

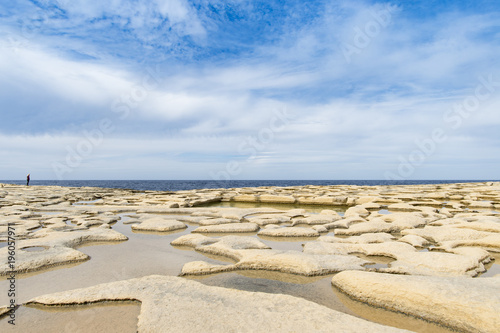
left=1, top=1, right=499, bottom=180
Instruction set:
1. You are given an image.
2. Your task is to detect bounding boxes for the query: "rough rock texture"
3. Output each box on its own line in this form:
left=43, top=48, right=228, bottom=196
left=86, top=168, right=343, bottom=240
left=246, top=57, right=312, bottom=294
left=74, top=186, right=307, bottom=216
left=291, top=213, right=342, bottom=225
left=318, top=233, right=395, bottom=244
left=258, top=226, right=319, bottom=237
left=192, top=222, right=259, bottom=233
left=174, top=234, right=368, bottom=276
left=304, top=240, right=490, bottom=276
left=0, top=227, right=127, bottom=275
left=131, top=218, right=187, bottom=232
left=0, top=306, right=10, bottom=317
left=332, top=271, right=500, bottom=333
left=397, top=235, right=430, bottom=247
left=28, top=275, right=408, bottom=332
left=2, top=181, right=500, bottom=331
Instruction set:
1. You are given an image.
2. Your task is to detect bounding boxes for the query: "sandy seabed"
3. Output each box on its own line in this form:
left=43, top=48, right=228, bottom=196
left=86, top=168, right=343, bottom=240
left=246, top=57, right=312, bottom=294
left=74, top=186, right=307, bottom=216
left=0, top=182, right=499, bottom=332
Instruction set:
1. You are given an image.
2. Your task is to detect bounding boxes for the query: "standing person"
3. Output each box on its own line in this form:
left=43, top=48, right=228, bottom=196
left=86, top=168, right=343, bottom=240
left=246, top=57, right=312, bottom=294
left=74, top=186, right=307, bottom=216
left=27, top=174, right=30, bottom=186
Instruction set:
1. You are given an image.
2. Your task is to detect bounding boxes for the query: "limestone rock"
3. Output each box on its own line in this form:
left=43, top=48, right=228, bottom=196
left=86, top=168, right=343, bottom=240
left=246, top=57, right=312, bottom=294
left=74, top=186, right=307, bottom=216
left=176, top=235, right=368, bottom=276
left=344, top=206, right=370, bottom=218
left=318, top=233, right=395, bottom=244
left=192, top=222, right=259, bottom=233
left=170, top=234, right=219, bottom=248
left=0, top=228, right=127, bottom=275
left=258, top=226, right=319, bottom=237
left=397, top=235, right=430, bottom=247
left=332, top=271, right=500, bottom=333
left=292, top=213, right=341, bottom=226
left=29, top=275, right=408, bottom=332
left=131, top=218, right=187, bottom=232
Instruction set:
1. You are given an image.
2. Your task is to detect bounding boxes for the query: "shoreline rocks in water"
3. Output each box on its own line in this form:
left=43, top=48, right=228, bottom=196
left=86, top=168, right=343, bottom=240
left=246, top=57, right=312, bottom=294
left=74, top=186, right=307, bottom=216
left=28, top=275, right=409, bottom=332
left=331, top=270, right=500, bottom=333
left=1, top=181, right=499, bottom=331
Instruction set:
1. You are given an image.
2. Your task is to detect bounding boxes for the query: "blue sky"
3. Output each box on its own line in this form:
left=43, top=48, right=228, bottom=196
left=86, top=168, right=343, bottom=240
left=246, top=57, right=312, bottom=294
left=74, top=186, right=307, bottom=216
left=1, top=0, right=499, bottom=180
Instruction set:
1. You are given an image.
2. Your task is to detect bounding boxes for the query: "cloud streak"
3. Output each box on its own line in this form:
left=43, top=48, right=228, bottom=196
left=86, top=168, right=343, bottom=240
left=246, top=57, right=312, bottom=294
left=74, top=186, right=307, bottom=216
left=0, top=0, right=499, bottom=180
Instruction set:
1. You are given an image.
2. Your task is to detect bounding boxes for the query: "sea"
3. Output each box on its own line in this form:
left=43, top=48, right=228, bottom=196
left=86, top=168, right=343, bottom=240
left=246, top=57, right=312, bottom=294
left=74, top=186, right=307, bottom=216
left=0, top=180, right=496, bottom=192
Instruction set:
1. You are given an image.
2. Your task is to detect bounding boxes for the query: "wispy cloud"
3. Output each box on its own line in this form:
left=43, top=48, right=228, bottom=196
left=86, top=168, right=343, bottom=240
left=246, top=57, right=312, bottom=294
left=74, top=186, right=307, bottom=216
left=0, top=0, right=499, bottom=180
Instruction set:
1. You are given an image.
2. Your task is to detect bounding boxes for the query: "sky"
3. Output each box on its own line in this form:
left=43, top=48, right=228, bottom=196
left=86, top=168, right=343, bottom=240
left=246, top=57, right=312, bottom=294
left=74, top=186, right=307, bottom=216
left=0, top=0, right=499, bottom=180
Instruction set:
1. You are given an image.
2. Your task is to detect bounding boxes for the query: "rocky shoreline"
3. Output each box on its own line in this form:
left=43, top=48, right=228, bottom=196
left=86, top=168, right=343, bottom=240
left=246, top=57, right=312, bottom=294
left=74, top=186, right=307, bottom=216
left=1, top=182, right=499, bottom=332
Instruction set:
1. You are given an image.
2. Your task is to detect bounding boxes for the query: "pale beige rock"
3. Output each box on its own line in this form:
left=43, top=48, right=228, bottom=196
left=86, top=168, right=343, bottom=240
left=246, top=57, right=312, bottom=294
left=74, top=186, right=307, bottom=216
left=402, top=226, right=495, bottom=243
left=334, top=220, right=395, bottom=235
left=0, top=307, right=10, bottom=317
left=305, top=240, right=489, bottom=276
left=318, top=233, right=395, bottom=244
left=177, top=235, right=368, bottom=276
left=283, top=209, right=307, bottom=217
left=292, top=213, right=342, bottom=226
left=170, top=234, right=219, bottom=248
left=361, top=202, right=381, bottom=210
left=0, top=247, right=88, bottom=275
left=181, top=261, right=233, bottom=275
left=259, top=194, right=296, bottom=203
left=198, top=217, right=240, bottom=226
left=3, top=181, right=500, bottom=330
left=131, top=218, right=187, bottom=232
left=188, top=249, right=369, bottom=276
left=311, top=225, right=328, bottom=233
left=397, top=235, right=430, bottom=247
left=246, top=213, right=292, bottom=224
left=332, top=271, right=500, bottom=333
left=437, top=207, right=454, bottom=217
left=355, top=196, right=378, bottom=205
left=438, top=234, right=500, bottom=252
left=0, top=228, right=127, bottom=275
left=304, top=241, right=414, bottom=259
left=336, top=213, right=426, bottom=236
left=387, top=203, right=421, bottom=212
left=325, top=216, right=366, bottom=229
left=258, top=226, right=319, bottom=237
left=384, top=250, right=489, bottom=277
left=378, top=213, right=427, bottom=229
left=232, top=194, right=258, bottom=202
left=464, top=200, right=494, bottom=208
left=451, top=220, right=500, bottom=233
left=425, top=192, right=448, bottom=199
left=28, top=275, right=408, bottom=332
left=319, top=209, right=341, bottom=215
left=428, top=217, right=468, bottom=226
left=344, top=206, right=370, bottom=218
left=192, top=222, right=259, bottom=233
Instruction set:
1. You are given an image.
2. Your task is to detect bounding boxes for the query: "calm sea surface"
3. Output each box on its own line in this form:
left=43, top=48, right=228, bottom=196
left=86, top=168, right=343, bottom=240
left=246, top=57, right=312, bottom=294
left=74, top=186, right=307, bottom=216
left=0, top=180, right=496, bottom=192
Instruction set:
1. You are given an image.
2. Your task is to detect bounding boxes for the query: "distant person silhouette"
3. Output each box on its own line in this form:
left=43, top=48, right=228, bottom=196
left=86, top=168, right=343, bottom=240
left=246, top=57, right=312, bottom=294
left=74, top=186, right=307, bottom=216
left=27, top=174, right=30, bottom=186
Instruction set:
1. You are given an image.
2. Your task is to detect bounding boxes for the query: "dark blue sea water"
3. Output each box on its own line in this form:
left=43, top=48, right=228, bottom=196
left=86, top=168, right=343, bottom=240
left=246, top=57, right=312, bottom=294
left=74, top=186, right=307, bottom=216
left=0, top=180, right=496, bottom=192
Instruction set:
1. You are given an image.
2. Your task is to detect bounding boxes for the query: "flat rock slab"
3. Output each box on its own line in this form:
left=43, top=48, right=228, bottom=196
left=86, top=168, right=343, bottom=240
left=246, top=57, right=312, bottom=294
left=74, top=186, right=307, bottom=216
left=258, top=226, right=319, bottom=237
left=192, top=222, right=259, bottom=233
left=332, top=271, right=500, bottom=333
left=0, top=247, right=88, bottom=275
left=304, top=241, right=490, bottom=276
left=28, top=275, right=408, bottom=332
left=174, top=235, right=368, bottom=276
left=0, top=227, right=128, bottom=275
left=318, top=233, right=395, bottom=244
left=292, top=214, right=342, bottom=225
left=131, top=218, right=187, bottom=232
